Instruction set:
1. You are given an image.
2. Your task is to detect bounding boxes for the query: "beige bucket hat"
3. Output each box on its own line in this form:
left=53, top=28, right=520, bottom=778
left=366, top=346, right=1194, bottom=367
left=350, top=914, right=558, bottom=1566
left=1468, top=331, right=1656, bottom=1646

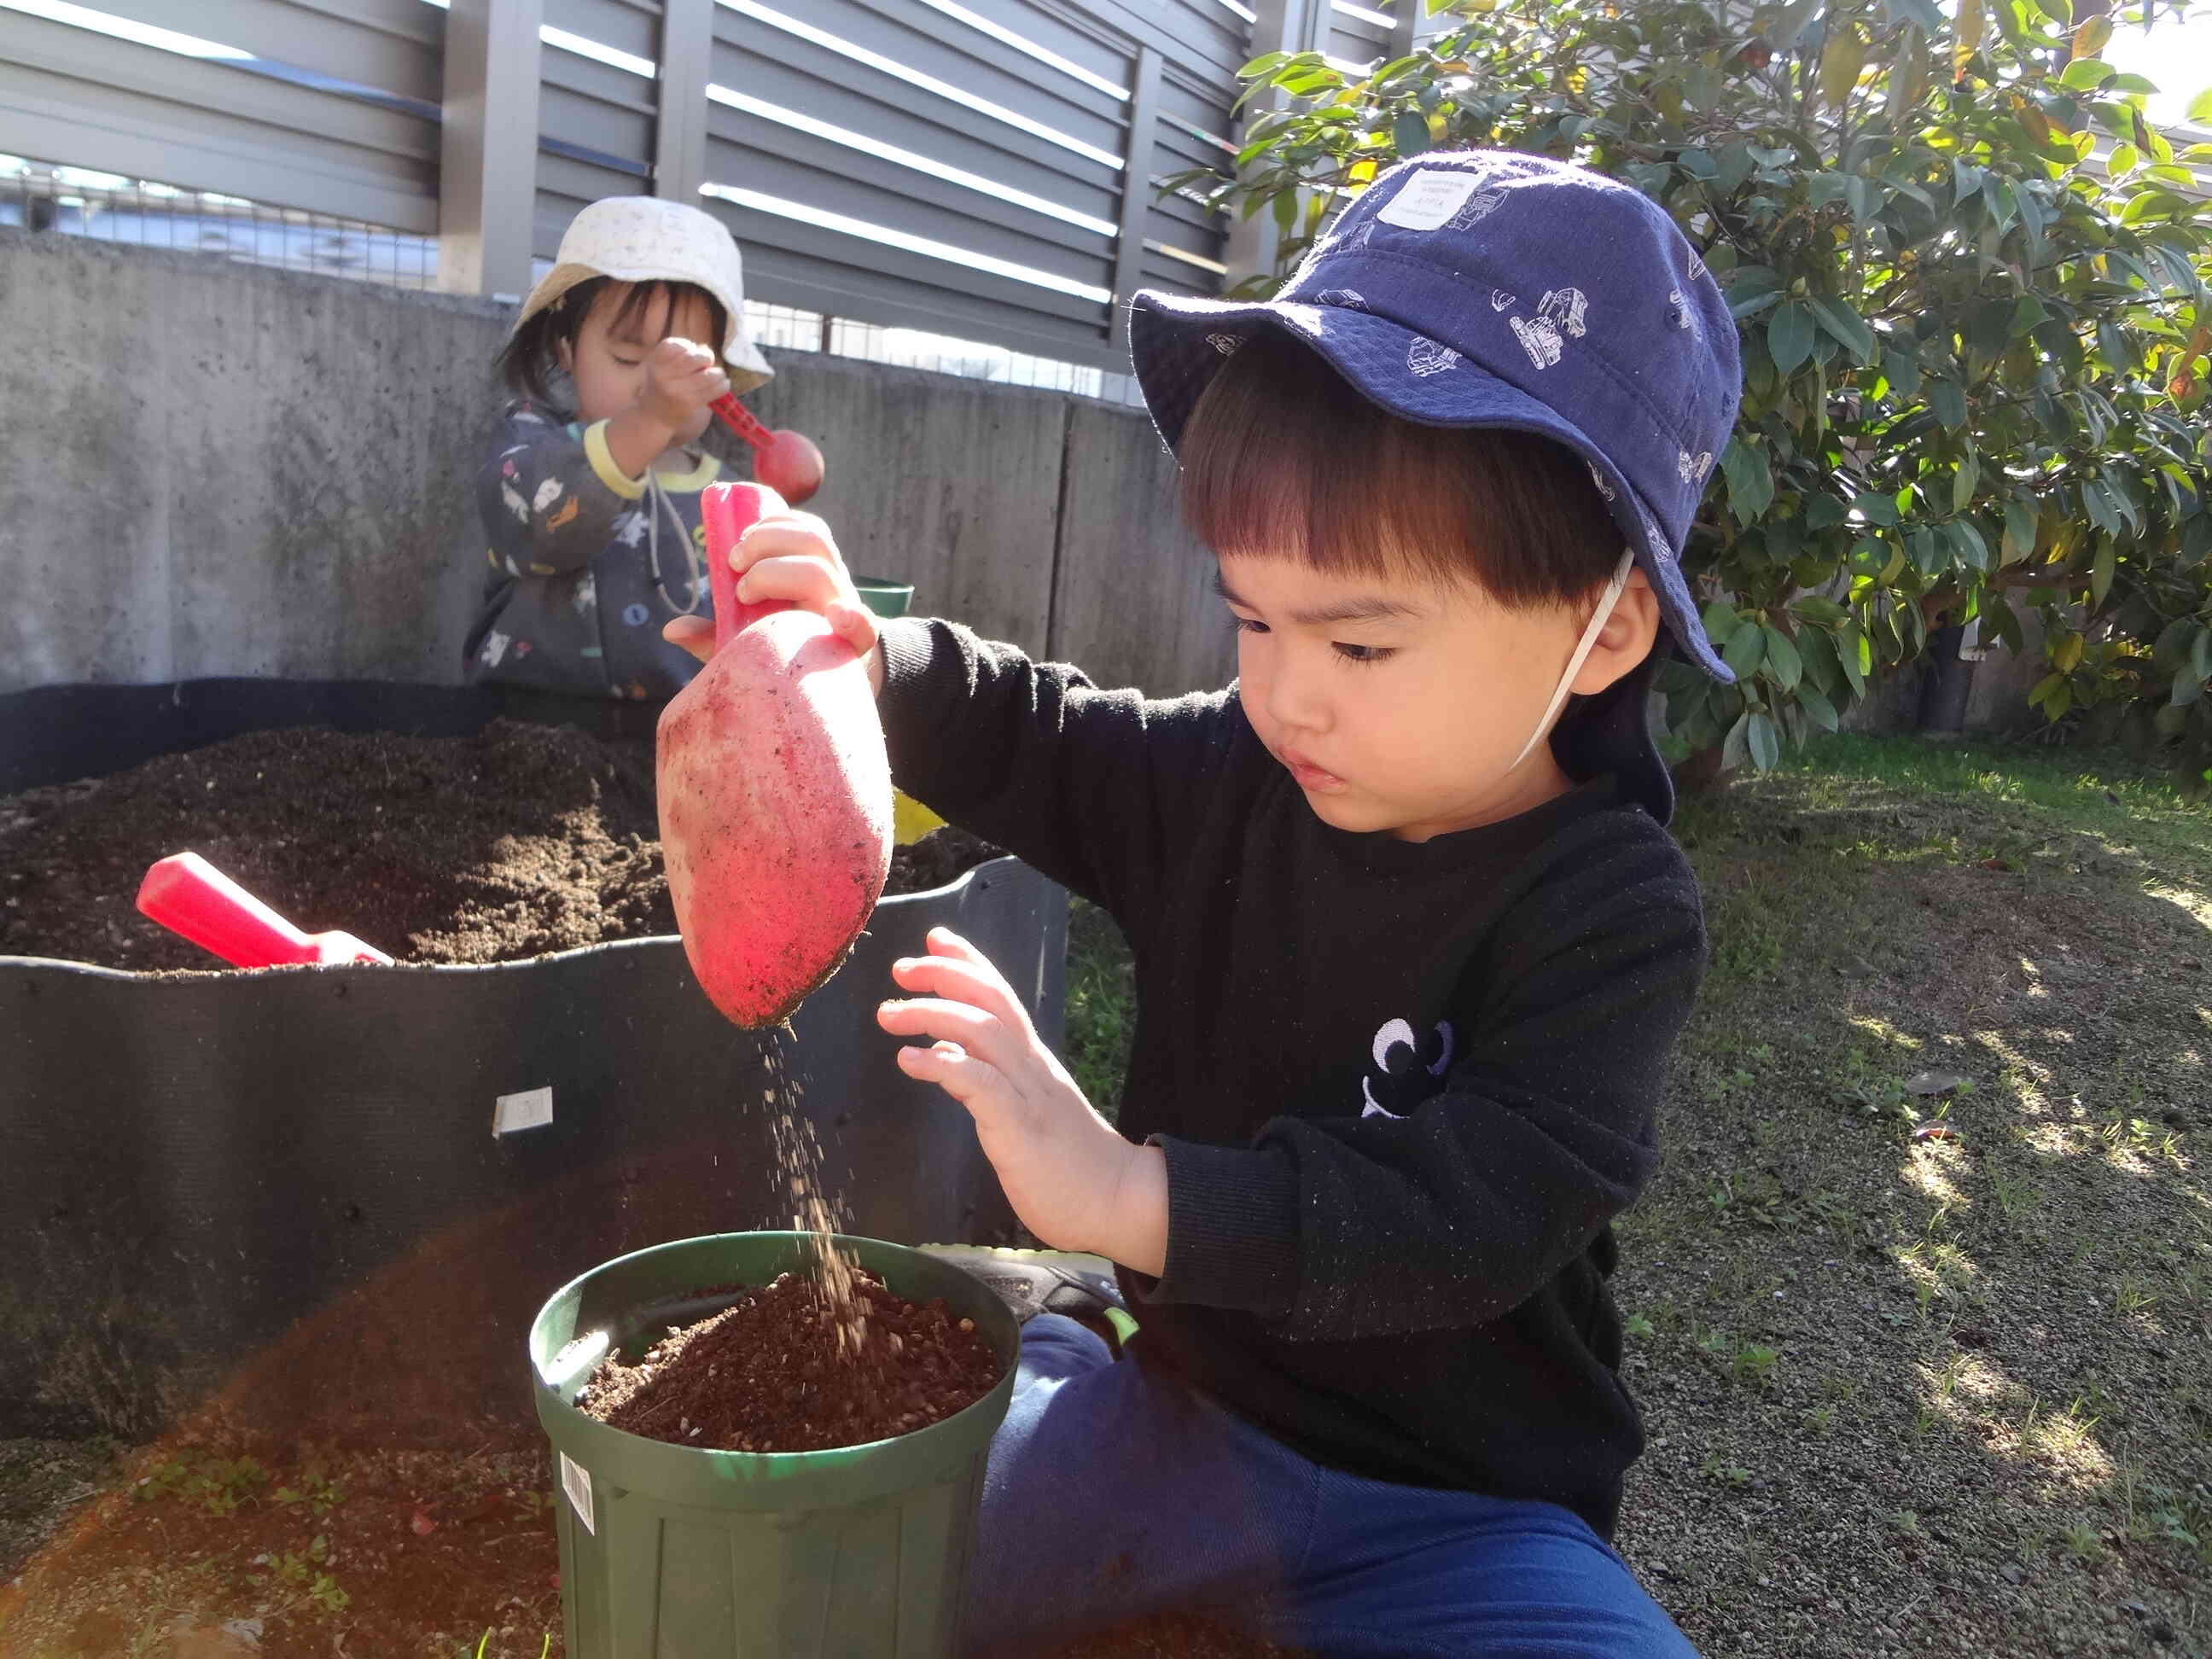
left=515, top=196, right=773, bottom=393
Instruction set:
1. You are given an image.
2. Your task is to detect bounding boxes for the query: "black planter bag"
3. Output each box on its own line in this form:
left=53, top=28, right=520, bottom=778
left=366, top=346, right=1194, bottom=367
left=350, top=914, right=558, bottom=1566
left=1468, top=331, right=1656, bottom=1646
left=1, top=681, right=1058, bottom=1442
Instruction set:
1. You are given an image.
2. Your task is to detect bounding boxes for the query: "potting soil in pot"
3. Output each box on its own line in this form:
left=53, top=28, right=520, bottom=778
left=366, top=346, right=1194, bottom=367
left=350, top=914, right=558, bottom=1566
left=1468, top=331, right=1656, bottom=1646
left=0, top=721, right=1000, bottom=970
left=576, top=1265, right=1001, bottom=1452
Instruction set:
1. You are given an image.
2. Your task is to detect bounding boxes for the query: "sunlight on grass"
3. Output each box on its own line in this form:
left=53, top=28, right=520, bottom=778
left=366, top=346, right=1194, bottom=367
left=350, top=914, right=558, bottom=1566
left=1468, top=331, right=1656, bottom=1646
left=1848, top=1014, right=1924, bottom=1052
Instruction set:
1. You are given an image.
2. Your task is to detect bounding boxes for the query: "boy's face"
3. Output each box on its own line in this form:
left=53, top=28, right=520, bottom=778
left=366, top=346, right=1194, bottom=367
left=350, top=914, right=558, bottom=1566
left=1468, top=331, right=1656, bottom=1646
left=1217, top=552, right=1651, bottom=842
left=562, top=283, right=721, bottom=440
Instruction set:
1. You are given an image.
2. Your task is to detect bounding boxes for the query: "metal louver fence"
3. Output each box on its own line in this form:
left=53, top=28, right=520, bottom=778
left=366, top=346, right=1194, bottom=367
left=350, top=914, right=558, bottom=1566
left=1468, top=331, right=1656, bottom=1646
left=6, top=0, right=1441, bottom=372
left=0, top=0, right=443, bottom=236
left=521, top=0, right=1254, bottom=370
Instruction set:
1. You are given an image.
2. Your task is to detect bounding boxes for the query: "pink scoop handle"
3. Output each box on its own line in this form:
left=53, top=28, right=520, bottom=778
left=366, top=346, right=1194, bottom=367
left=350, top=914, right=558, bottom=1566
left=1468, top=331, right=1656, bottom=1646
left=137, top=852, right=391, bottom=969
left=701, top=481, right=793, bottom=652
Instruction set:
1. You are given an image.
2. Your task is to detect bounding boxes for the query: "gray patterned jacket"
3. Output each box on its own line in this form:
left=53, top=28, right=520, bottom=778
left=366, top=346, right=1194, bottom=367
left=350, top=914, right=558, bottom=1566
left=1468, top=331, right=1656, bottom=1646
left=463, top=399, right=723, bottom=701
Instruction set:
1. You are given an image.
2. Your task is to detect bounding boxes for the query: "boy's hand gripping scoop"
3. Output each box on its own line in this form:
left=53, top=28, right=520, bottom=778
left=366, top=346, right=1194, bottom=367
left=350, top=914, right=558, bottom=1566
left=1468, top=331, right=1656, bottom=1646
left=137, top=852, right=393, bottom=968
left=656, top=482, right=892, bottom=1027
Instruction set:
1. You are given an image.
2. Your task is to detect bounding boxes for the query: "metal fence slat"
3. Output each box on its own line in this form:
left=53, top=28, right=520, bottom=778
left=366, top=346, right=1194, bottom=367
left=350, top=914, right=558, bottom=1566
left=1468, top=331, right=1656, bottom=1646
left=707, top=32, right=1125, bottom=228
left=543, top=0, right=662, bottom=64
left=703, top=129, right=1115, bottom=292
left=715, top=0, right=1127, bottom=169
left=0, top=14, right=438, bottom=228
left=1108, top=47, right=1161, bottom=347
left=79, top=0, right=444, bottom=106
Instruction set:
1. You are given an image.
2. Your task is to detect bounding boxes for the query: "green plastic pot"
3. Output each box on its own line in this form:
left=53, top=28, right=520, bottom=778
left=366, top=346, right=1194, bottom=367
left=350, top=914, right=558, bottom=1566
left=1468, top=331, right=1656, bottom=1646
left=853, top=578, right=914, bottom=620
left=532, top=1231, right=1019, bottom=1657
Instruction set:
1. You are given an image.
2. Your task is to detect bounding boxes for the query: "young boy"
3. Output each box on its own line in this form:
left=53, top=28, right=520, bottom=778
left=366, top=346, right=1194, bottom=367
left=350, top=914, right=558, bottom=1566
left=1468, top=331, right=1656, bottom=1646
left=673, top=149, right=1738, bottom=1656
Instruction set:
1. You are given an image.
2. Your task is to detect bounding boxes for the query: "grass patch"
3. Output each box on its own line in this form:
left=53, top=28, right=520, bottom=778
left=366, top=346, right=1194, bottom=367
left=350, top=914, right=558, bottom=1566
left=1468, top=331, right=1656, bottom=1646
left=1065, top=897, right=1136, bottom=1121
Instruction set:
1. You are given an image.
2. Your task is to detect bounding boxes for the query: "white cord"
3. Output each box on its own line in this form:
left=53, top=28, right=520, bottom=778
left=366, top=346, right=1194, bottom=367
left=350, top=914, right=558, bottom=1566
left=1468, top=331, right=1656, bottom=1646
left=645, top=469, right=706, bottom=615
left=1507, top=546, right=1638, bottom=772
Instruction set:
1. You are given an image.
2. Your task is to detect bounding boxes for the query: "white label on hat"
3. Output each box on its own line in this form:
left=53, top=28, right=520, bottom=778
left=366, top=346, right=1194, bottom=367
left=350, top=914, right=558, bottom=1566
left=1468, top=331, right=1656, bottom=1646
left=560, top=1451, right=596, bottom=1535
left=492, top=1086, right=554, bottom=1137
left=1377, top=170, right=1482, bottom=231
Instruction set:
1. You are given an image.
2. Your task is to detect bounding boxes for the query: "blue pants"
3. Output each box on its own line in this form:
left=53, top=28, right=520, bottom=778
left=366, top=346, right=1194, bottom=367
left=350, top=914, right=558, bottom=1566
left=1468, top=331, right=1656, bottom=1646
left=962, top=1316, right=1697, bottom=1658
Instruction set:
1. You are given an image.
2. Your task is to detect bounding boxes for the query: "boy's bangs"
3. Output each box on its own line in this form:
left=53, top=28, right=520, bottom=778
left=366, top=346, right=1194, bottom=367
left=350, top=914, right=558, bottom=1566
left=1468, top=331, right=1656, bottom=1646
left=1177, top=333, right=1625, bottom=608
left=1178, top=341, right=1442, bottom=585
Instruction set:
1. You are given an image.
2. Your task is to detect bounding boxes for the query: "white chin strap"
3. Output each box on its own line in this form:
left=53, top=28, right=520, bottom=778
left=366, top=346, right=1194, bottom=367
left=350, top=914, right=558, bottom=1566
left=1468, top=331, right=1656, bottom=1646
left=1507, top=547, right=1637, bottom=773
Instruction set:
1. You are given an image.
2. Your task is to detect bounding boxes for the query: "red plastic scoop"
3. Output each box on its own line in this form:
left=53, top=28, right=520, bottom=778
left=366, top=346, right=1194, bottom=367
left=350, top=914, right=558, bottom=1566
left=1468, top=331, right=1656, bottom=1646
left=709, top=393, right=824, bottom=504
left=656, top=482, right=891, bottom=1027
left=137, top=852, right=392, bottom=968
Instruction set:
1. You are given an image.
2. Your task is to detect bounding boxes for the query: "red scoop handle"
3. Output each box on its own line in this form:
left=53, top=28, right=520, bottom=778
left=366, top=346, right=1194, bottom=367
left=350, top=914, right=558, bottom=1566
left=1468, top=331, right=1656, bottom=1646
left=701, top=481, right=793, bottom=652
left=137, top=852, right=392, bottom=969
left=709, top=393, right=772, bottom=451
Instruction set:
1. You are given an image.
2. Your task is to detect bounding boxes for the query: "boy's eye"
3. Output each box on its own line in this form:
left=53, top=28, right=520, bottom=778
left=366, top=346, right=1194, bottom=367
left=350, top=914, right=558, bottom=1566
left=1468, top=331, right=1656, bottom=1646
left=1231, top=615, right=1269, bottom=636
left=612, top=355, right=643, bottom=368
left=1333, top=642, right=1394, bottom=665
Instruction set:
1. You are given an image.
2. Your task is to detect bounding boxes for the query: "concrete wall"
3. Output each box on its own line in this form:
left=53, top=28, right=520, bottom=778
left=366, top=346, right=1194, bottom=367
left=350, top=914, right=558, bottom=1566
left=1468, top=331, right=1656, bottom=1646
left=0, top=230, right=1233, bottom=700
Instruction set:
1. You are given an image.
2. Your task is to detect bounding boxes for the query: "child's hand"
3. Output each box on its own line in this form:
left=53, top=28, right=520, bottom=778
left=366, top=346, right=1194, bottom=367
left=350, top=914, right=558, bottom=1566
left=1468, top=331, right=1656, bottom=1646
left=662, top=509, right=882, bottom=679
left=879, top=928, right=1167, bottom=1275
left=637, top=336, right=730, bottom=431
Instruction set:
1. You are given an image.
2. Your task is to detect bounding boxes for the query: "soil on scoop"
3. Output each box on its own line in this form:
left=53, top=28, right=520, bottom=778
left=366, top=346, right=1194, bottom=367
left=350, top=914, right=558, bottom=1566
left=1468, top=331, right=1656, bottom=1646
left=0, top=722, right=1000, bottom=971
left=579, top=1266, right=999, bottom=1452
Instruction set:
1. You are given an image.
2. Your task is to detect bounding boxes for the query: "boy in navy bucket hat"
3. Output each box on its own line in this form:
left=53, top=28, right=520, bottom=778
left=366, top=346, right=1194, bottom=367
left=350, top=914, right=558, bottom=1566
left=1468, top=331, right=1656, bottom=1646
left=673, top=148, right=1733, bottom=1655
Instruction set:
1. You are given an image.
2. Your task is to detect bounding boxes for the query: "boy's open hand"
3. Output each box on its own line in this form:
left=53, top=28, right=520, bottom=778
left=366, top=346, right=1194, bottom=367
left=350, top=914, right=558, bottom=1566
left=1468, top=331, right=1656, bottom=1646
left=637, top=336, right=730, bottom=431
left=880, top=928, right=1167, bottom=1276
left=661, top=509, right=883, bottom=684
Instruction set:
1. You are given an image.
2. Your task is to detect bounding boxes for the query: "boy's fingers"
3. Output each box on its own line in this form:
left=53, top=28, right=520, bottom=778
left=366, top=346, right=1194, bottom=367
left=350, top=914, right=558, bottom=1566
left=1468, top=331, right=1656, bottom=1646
left=826, top=602, right=881, bottom=657
left=896, top=1040, right=1009, bottom=1113
left=734, top=555, right=839, bottom=610
left=919, top=932, right=1027, bottom=1015
left=662, top=614, right=715, bottom=662
left=878, top=996, right=1030, bottom=1080
left=888, top=954, right=1032, bottom=1039
left=926, top=928, right=1000, bottom=975
left=738, top=515, right=838, bottom=557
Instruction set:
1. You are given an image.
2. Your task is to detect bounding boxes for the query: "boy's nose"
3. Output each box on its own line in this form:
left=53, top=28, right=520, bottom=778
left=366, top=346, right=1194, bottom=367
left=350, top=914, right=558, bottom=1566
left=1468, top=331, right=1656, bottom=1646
left=1263, top=666, right=1329, bottom=737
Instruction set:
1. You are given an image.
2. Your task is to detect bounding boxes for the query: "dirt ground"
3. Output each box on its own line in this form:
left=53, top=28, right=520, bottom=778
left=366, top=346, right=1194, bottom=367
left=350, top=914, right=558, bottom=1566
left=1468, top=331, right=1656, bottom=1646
left=0, top=723, right=996, bottom=971
left=1612, top=738, right=2211, bottom=1658
left=3, top=735, right=2203, bottom=1657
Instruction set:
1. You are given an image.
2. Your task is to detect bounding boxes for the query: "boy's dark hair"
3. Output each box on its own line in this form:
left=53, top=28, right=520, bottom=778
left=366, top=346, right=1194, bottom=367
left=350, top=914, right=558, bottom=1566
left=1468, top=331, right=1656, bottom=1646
left=1178, top=334, right=1624, bottom=608
left=495, top=276, right=730, bottom=407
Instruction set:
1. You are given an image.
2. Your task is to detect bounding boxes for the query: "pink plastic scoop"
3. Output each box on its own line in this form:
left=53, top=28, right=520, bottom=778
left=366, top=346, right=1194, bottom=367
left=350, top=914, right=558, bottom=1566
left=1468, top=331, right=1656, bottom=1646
left=137, top=852, right=393, bottom=968
left=709, top=393, right=825, bottom=504
left=655, top=482, right=891, bottom=1027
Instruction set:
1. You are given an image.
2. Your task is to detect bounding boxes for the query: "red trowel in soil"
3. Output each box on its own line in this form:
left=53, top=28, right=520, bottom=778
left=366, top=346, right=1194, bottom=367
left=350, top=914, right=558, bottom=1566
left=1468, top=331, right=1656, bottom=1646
left=137, top=851, right=393, bottom=968
left=709, top=394, right=824, bottom=505
left=657, top=481, right=891, bottom=1027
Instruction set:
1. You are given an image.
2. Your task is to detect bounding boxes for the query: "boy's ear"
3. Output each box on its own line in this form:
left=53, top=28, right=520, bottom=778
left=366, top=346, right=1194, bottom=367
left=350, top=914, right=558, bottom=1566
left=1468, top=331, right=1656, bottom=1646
left=1569, top=568, right=1661, bottom=696
left=555, top=335, right=575, bottom=375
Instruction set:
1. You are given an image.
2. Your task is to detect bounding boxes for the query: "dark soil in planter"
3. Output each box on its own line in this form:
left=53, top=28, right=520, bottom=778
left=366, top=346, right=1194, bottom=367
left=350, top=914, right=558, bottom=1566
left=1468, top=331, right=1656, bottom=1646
left=0, top=722, right=999, bottom=971
left=577, top=1266, right=1000, bottom=1452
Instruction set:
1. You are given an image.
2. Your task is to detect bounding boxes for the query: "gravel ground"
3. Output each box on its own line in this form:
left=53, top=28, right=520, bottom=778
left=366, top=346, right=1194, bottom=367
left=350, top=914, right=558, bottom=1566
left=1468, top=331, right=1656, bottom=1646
left=1612, top=737, right=2210, bottom=1658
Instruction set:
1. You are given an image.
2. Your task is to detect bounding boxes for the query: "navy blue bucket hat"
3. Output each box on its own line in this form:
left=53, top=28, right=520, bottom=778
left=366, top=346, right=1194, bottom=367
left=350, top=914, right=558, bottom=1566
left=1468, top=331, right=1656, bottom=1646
left=1129, top=148, right=1744, bottom=683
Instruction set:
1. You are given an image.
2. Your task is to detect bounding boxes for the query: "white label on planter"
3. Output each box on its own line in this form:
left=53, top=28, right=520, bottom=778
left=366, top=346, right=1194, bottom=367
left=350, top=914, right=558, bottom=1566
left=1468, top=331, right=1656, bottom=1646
left=492, top=1086, right=554, bottom=1137
left=560, top=1451, right=596, bottom=1534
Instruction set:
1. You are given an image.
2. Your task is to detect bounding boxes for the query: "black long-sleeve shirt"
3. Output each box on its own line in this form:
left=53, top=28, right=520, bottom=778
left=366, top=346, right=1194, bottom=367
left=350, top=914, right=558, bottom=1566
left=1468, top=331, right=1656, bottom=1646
left=876, top=617, right=1706, bottom=1538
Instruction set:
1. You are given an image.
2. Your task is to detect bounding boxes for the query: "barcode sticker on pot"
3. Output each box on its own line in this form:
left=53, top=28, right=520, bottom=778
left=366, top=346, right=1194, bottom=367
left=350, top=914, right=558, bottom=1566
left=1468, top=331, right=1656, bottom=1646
left=560, top=1451, right=595, bottom=1534
left=492, top=1086, right=554, bottom=1137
